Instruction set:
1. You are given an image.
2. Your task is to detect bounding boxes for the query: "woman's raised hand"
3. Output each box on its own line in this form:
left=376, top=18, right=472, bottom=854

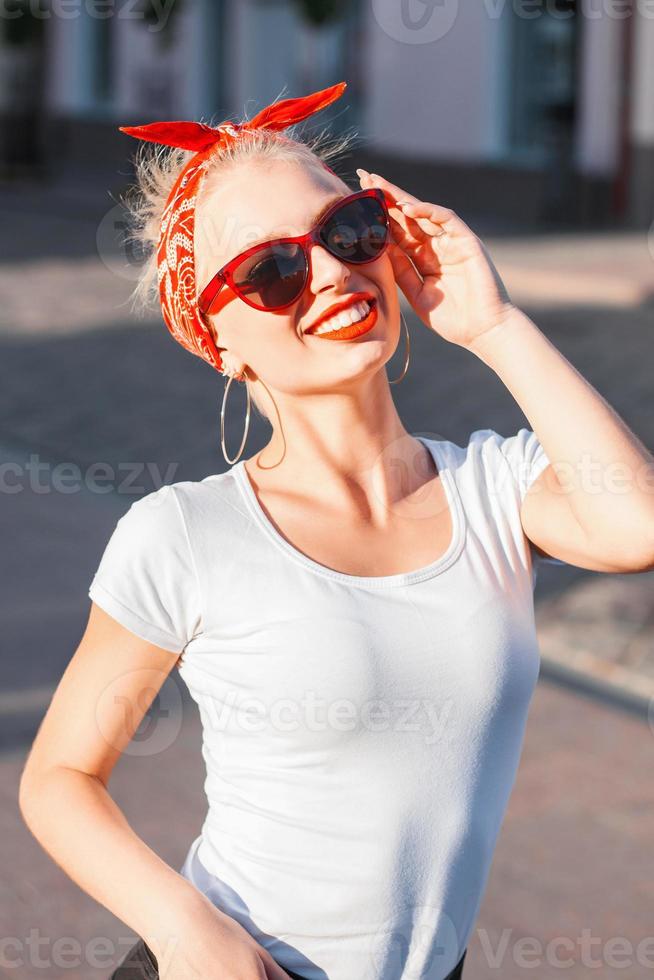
left=357, top=168, right=515, bottom=351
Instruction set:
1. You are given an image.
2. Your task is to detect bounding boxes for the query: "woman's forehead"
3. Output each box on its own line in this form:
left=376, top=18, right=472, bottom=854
left=200, top=161, right=346, bottom=264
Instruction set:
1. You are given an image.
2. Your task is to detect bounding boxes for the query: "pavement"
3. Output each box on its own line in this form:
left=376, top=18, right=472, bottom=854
left=1, top=164, right=654, bottom=978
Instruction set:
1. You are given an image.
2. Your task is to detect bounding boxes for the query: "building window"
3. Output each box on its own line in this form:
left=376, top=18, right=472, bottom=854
left=89, top=19, right=115, bottom=106
left=507, top=0, right=579, bottom=164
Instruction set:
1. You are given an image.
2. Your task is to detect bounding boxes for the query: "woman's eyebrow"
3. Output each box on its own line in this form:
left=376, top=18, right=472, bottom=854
left=248, top=194, right=346, bottom=248
left=312, top=193, right=347, bottom=225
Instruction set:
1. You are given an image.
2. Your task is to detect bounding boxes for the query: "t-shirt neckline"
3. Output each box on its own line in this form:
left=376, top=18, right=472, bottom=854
left=232, top=434, right=466, bottom=589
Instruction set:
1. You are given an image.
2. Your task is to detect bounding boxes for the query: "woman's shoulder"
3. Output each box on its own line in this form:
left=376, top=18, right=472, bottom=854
left=426, top=426, right=536, bottom=455
left=424, top=427, right=550, bottom=501
left=111, top=466, right=245, bottom=539
left=141, top=465, right=252, bottom=530
left=134, top=466, right=240, bottom=506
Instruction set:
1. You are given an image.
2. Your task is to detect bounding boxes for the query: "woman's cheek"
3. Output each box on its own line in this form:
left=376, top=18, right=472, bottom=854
left=245, top=330, right=302, bottom=380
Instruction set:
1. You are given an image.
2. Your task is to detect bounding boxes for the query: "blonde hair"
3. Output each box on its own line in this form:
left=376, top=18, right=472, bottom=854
left=119, top=111, right=360, bottom=421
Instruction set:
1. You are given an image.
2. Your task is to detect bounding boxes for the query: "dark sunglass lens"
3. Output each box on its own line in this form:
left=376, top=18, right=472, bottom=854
left=233, top=243, right=306, bottom=309
left=320, top=196, right=388, bottom=263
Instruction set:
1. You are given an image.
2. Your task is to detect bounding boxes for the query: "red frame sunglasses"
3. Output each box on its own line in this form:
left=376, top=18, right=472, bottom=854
left=198, top=187, right=390, bottom=317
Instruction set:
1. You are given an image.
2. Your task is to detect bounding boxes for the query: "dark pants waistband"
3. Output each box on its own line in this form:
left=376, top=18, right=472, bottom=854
left=444, top=947, right=467, bottom=980
left=282, top=947, right=467, bottom=980
left=110, top=938, right=467, bottom=980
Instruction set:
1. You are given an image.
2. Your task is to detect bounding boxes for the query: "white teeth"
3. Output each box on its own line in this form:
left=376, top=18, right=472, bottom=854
left=311, top=300, right=371, bottom=335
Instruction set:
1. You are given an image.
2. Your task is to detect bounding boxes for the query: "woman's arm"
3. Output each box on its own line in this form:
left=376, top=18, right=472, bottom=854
left=19, top=762, right=205, bottom=964
left=18, top=602, right=292, bottom=979
left=18, top=603, right=206, bottom=957
left=356, top=168, right=654, bottom=572
left=468, top=307, right=654, bottom=573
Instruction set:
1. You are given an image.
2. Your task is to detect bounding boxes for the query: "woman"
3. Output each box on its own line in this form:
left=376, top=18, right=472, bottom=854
left=18, top=81, right=654, bottom=980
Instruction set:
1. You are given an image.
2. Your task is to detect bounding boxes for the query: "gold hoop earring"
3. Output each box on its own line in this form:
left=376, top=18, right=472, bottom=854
left=220, top=370, right=251, bottom=465
left=389, top=310, right=411, bottom=385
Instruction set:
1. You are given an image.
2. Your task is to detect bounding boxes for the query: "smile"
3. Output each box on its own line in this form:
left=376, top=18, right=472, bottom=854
left=305, top=298, right=378, bottom=341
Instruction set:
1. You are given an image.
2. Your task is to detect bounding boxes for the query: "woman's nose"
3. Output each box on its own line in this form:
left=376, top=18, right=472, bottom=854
left=307, top=243, right=351, bottom=293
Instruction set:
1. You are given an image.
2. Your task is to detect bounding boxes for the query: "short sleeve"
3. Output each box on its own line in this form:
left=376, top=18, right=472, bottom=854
left=475, top=427, right=565, bottom=567
left=499, top=428, right=565, bottom=566
left=88, top=484, right=203, bottom=653
left=497, top=427, right=552, bottom=502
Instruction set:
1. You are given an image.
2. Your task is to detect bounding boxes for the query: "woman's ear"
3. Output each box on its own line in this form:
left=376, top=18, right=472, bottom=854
left=219, top=349, right=248, bottom=381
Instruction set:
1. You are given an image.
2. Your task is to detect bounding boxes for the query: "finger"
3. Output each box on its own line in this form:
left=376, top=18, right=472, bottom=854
left=358, top=170, right=400, bottom=222
left=357, top=170, right=426, bottom=234
left=389, top=215, right=445, bottom=279
left=399, top=201, right=472, bottom=246
left=397, top=208, right=448, bottom=242
left=387, top=241, right=423, bottom=308
left=398, top=200, right=455, bottom=225
left=389, top=213, right=423, bottom=249
left=359, top=169, right=447, bottom=259
left=360, top=170, right=450, bottom=243
left=361, top=170, right=421, bottom=209
left=388, top=208, right=430, bottom=252
left=356, top=168, right=380, bottom=192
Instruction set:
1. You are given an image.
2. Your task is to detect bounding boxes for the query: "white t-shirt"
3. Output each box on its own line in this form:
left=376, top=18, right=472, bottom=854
left=88, top=428, right=561, bottom=980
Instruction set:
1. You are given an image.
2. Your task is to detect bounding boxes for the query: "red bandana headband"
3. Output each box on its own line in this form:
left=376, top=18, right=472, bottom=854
left=119, top=80, right=347, bottom=374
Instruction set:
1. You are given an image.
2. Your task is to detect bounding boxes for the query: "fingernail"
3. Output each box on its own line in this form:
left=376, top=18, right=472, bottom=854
left=356, top=168, right=367, bottom=178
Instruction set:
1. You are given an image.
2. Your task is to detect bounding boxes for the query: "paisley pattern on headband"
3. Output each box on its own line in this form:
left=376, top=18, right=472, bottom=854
left=119, top=82, right=348, bottom=374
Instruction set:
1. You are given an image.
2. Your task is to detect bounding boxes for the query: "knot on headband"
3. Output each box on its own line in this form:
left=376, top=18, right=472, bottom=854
left=119, top=81, right=347, bottom=374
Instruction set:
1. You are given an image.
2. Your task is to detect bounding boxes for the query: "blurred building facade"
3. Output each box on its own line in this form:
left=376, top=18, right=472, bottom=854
left=1, top=0, right=652, bottom=228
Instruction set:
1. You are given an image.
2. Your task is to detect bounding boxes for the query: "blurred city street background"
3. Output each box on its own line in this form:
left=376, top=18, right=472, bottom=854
left=1, top=1, right=654, bottom=978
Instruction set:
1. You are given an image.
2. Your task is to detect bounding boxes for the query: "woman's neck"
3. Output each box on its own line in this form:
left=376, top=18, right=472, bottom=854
left=245, top=375, right=437, bottom=513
